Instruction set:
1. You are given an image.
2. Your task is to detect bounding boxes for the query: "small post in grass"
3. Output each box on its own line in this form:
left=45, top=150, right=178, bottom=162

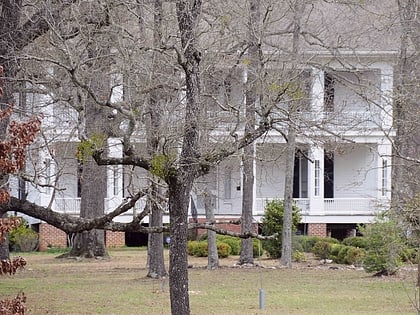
left=258, top=239, right=265, bottom=310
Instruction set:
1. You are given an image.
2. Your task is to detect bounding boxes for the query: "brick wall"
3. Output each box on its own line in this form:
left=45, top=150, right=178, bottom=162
left=105, top=231, right=125, bottom=247
left=38, top=223, right=67, bottom=251
left=307, top=223, right=327, bottom=237
left=38, top=224, right=126, bottom=251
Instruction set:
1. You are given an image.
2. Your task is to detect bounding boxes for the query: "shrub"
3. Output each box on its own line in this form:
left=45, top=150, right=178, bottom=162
left=261, top=200, right=301, bottom=258
left=344, top=247, right=366, bottom=266
left=187, top=240, right=233, bottom=258
left=342, top=236, right=368, bottom=249
left=400, top=248, right=418, bottom=264
left=9, top=219, right=38, bottom=252
left=293, top=235, right=338, bottom=253
left=217, top=235, right=241, bottom=255
left=292, top=250, right=306, bottom=262
left=312, top=241, right=332, bottom=260
left=216, top=242, right=231, bottom=258
left=329, top=244, right=343, bottom=262
left=360, top=216, right=405, bottom=275
left=336, top=245, right=351, bottom=264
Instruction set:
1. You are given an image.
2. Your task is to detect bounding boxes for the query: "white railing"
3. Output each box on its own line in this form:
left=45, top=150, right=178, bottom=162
left=324, top=198, right=379, bottom=215
left=255, top=198, right=310, bottom=215
left=54, top=198, right=81, bottom=215
left=54, top=197, right=147, bottom=217
left=255, top=197, right=384, bottom=216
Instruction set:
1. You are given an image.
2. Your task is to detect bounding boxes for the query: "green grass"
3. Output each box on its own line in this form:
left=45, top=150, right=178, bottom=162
left=0, top=249, right=417, bottom=314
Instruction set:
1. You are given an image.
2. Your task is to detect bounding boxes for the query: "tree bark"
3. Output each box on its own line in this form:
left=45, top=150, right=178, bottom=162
left=280, top=126, right=296, bottom=267
left=280, top=0, right=304, bottom=268
left=168, top=1, right=202, bottom=313
left=0, top=1, right=23, bottom=260
left=66, top=39, right=110, bottom=258
left=146, top=0, right=166, bottom=279
left=239, top=0, right=260, bottom=266
left=204, top=187, right=218, bottom=269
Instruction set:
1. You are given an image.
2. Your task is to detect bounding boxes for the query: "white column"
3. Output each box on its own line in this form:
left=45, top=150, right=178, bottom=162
left=380, top=65, right=393, bottom=130
left=377, top=142, right=392, bottom=200
left=252, top=142, right=257, bottom=216
left=308, top=145, right=325, bottom=215
left=106, top=138, right=123, bottom=212
left=311, top=67, right=324, bottom=120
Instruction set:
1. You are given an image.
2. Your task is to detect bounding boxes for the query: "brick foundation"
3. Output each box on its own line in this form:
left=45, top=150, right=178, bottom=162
left=307, top=223, right=327, bottom=237
left=105, top=231, right=125, bottom=247
left=39, top=223, right=67, bottom=251
left=38, top=223, right=126, bottom=251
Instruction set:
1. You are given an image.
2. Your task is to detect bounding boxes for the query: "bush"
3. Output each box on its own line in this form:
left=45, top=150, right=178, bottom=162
left=360, top=216, right=405, bottom=275
left=312, top=241, right=332, bottom=260
left=292, top=250, right=306, bottom=262
left=216, top=235, right=241, bottom=255
left=337, top=245, right=351, bottom=264
left=342, top=236, right=368, bottom=249
left=261, top=200, right=301, bottom=258
left=9, top=219, right=38, bottom=252
left=344, top=247, right=366, bottom=265
left=329, top=244, right=345, bottom=263
left=293, top=235, right=338, bottom=253
left=187, top=241, right=207, bottom=257
left=216, top=242, right=231, bottom=258
left=400, top=248, right=418, bottom=264
left=187, top=241, right=233, bottom=258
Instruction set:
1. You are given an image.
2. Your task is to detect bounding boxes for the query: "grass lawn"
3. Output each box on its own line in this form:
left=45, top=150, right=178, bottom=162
left=0, top=248, right=418, bottom=314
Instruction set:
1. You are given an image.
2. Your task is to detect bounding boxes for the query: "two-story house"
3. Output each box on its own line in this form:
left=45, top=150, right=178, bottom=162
left=8, top=1, right=397, bottom=247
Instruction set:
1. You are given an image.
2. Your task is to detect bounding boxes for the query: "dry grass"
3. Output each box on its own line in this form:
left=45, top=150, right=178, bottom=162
left=0, top=248, right=418, bottom=314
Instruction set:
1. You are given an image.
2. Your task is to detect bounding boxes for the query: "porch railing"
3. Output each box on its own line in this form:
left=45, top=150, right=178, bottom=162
left=255, top=197, right=384, bottom=216
left=324, top=198, right=382, bottom=215
left=54, top=197, right=147, bottom=217
left=255, top=198, right=310, bottom=215
left=54, top=198, right=81, bottom=215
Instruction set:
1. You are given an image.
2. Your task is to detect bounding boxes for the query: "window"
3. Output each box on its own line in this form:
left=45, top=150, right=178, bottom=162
left=324, top=72, right=334, bottom=112
left=314, top=160, right=320, bottom=196
left=77, top=164, right=82, bottom=198
left=113, top=166, right=119, bottom=196
left=224, top=168, right=232, bottom=199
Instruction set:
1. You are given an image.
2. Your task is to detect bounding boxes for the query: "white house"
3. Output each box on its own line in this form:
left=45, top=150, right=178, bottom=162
left=8, top=1, right=397, bottom=246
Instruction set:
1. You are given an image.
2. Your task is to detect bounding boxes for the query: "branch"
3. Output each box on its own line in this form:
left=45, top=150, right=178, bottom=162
left=92, top=149, right=151, bottom=170
left=189, top=222, right=277, bottom=240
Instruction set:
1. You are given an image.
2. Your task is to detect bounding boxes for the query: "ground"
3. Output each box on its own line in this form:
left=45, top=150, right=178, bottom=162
left=0, top=248, right=417, bottom=314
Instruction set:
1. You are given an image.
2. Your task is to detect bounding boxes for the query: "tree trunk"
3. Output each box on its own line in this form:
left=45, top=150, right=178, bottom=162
left=67, top=154, right=107, bottom=258
left=239, top=144, right=255, bottom=265
left=281, top=0, right=304, bottom=267
left=204, top=187, right=218, bottom=269
left=66, top=40, right=109, bottom=258
left=0, top=222, right=9, bottom=260
left=280, top=126, right=296, bottom=267
left=146, top=0, right=166, bottom=279
left=0, top=1, right=22, bottom=261
left=239, top=0, right=260, bottom=265
left=168, top=181, right=192, bottom=315
left=147, top=182, right=166, bottom=278
left=169, top=1, right=202, bottom=312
